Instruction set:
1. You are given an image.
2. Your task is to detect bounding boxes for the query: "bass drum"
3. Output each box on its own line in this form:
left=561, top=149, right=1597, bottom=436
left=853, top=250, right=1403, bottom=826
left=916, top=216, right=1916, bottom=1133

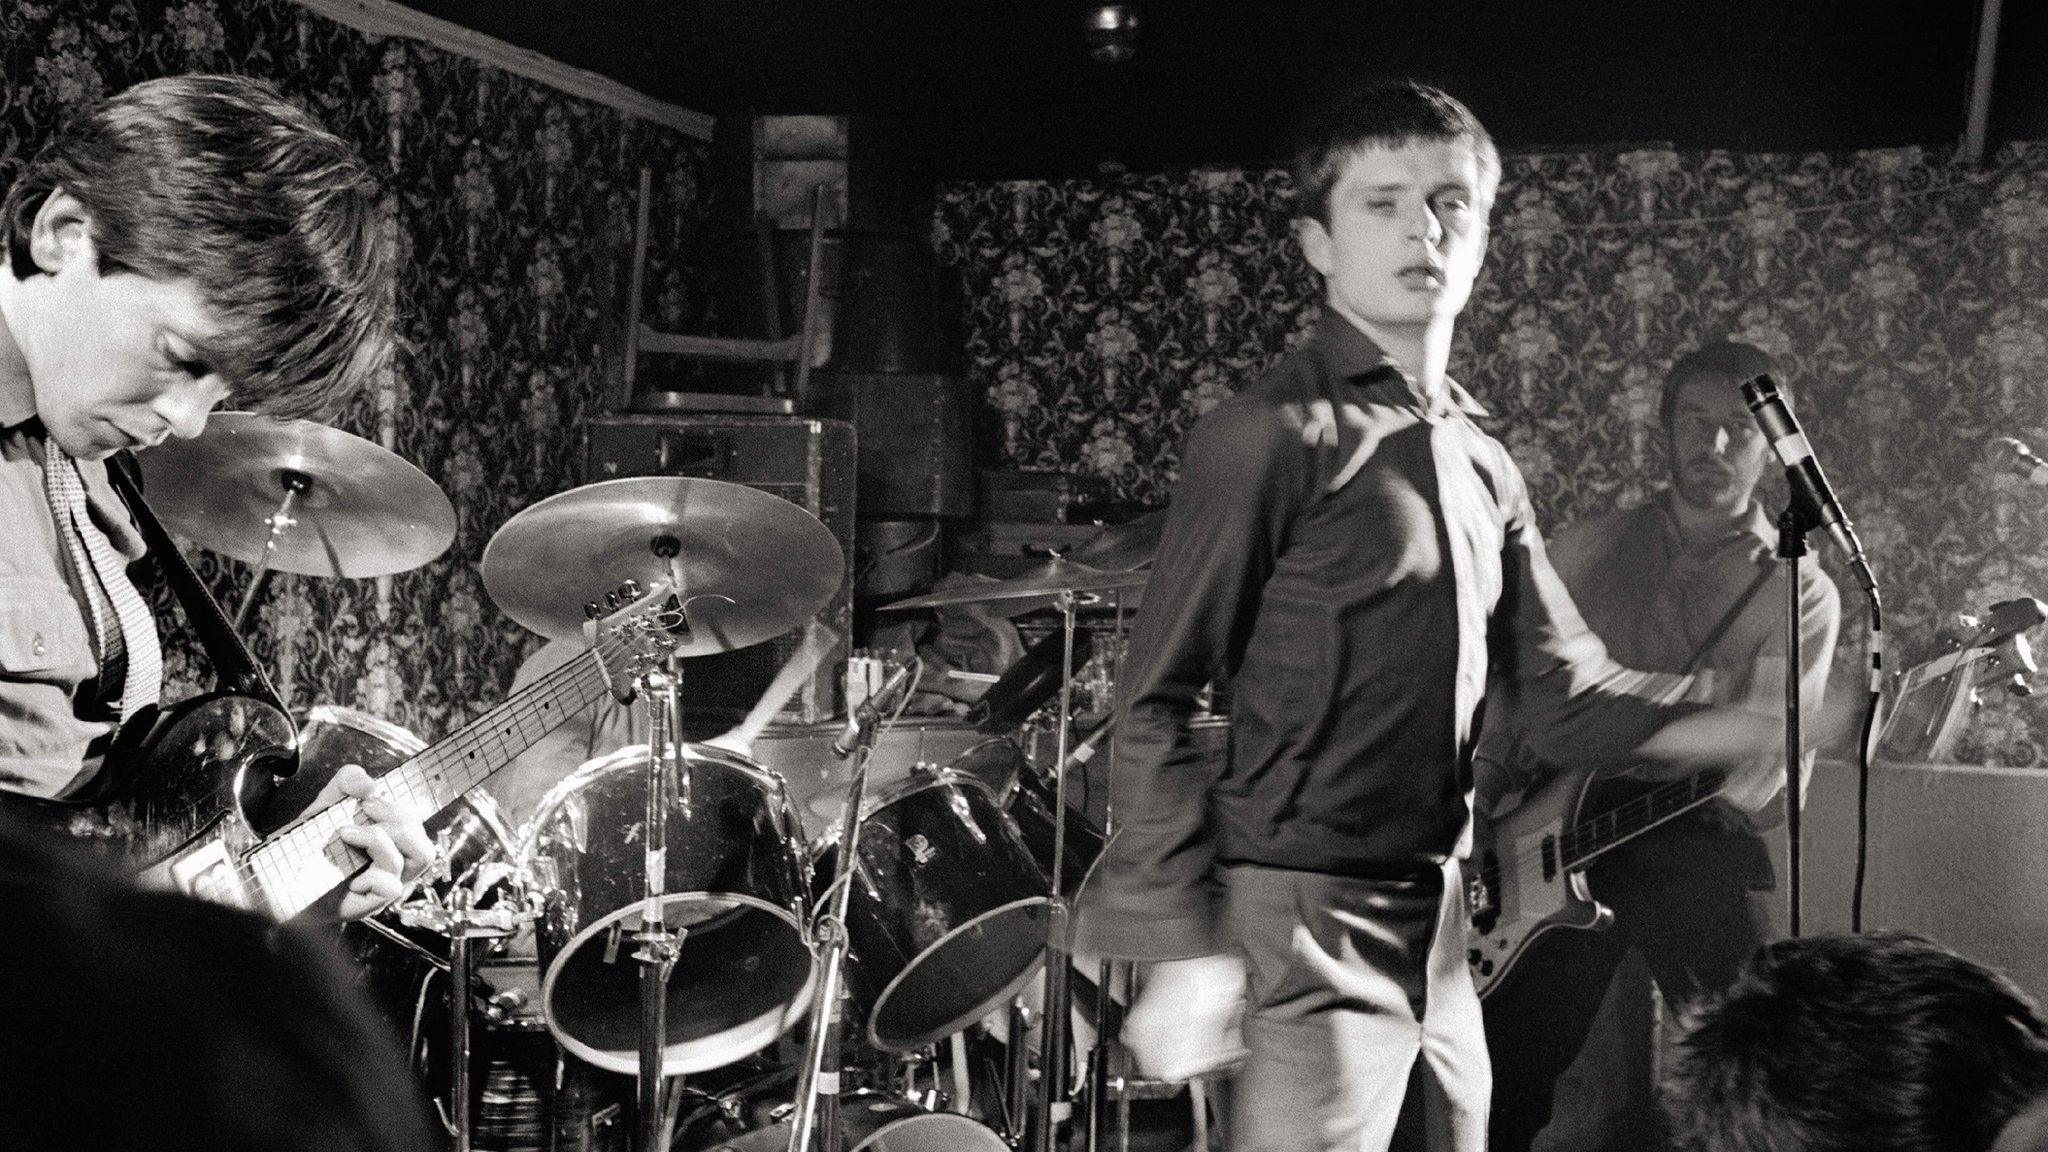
left=814, top=770, right=1051, bottom=1052
left=948, top=737, right=1105, bottom=900
left=677, top=1074, right=1007, bottom=1152
left=521, top=743, right=814, bottom=1076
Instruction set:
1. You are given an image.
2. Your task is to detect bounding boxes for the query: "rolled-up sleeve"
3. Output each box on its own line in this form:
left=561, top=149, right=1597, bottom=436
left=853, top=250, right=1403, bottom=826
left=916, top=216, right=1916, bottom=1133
left=1085, top=401, right=1305, bottom=960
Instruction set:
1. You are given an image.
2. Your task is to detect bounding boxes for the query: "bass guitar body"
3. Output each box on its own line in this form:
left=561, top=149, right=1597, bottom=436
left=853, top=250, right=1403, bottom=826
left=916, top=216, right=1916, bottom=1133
left=1466, top=764, right=1612, bottom=1001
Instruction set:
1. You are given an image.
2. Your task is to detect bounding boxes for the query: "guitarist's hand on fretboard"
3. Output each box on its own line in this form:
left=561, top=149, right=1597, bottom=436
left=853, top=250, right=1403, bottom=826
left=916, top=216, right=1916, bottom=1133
left=311, top=764, right=435, bottom=921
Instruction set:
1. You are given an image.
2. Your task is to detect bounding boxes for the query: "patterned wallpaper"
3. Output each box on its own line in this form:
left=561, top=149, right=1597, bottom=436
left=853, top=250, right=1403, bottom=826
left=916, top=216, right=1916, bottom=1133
left=3, top=1, right=716, bottom=741
left=935, top=144, right=2048, bottom=767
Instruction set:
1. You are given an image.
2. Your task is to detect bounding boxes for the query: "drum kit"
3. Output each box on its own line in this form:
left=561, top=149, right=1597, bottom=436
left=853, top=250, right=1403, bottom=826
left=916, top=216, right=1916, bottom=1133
left=141, top=414, right=1173, bottom=1152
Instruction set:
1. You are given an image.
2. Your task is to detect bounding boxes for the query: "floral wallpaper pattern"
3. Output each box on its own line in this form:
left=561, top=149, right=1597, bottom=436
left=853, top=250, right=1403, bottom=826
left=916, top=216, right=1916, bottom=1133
left=936, top=144, right=2048, bottom=767
left=3, top=0, right=716, bottom=741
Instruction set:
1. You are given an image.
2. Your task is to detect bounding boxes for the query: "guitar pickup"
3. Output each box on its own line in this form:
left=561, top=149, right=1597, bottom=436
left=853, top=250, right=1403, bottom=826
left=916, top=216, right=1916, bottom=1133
left=1540, top=835, right=1558, bottom=882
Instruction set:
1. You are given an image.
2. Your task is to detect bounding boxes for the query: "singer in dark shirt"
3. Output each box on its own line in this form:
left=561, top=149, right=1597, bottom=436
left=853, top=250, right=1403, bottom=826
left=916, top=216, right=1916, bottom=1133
left=1092, top=83, right=1773, bottom=1152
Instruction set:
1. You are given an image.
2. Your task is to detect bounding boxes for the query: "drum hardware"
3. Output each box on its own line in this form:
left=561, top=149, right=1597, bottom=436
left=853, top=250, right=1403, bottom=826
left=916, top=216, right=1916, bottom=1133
left=890, top=561, right=1138, bottom=1152
left=968, top=630, right=1097, bottom=734
left=786, top=656, right=924, bottom=1152
left=400, top=879, right=540, bottom=1152
left=633, top=662, right=686, bottom=1152
left=134, top=411, right=458, bottom=631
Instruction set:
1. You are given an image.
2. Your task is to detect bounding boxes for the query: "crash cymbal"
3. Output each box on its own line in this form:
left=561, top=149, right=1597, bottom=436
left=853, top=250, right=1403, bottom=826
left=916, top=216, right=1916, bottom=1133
left=480, top=476, right=844, bottom=652
left=883, top=559, right=1147, bottom=610
left=1069, top=509, right=1167, bottom=572
left=136, top=412, right=456, bottom=578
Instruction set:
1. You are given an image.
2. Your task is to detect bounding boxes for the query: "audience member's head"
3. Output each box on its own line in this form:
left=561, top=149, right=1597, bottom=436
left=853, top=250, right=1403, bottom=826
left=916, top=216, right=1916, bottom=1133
left=0, top=816, right=436, bottom=1152
left=1663, top=931, right=2048, bottom=1152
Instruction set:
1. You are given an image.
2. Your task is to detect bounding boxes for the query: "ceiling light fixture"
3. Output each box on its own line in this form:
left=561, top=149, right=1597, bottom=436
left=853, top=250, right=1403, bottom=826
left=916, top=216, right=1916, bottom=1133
left=1085, top=4, right=1140, bottom=64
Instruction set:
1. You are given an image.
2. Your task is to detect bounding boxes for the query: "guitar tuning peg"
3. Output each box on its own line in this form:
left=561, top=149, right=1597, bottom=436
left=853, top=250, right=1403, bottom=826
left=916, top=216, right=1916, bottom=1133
left=2006, top=673, right=2032, bottom=698
left=605, top=590, right=622, bottom=610
left=584, top=600, right=603, bottom=620
left=620, top=579, right=641, bottom=600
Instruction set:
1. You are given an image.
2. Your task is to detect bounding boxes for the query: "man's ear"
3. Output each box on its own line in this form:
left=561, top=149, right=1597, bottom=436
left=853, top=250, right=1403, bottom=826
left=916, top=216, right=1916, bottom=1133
left=1293, top=215, right=1334, bottom=279
left=25, top=188, right=95, bottom=276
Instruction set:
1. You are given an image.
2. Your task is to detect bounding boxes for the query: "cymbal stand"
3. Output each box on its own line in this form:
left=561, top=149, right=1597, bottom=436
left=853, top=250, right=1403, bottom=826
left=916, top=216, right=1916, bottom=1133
left=231, top=468, right=312, bottom=633
left=1032, top=590, right=1083, bottom=1152
left=788, top=678, right=899, bottom=1152
left=633, top=660, right=686, bottom=1152
left=1086, top=593, right=1129, bottom=1152
left=397, top=837, right=538, bottom=1152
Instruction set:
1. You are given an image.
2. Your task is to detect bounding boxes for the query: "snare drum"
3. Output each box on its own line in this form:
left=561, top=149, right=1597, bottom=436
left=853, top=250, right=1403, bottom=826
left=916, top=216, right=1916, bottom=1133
left=814, top=770, right=1052, bottom=1051
left=520, top=743, right=815, bottom=1076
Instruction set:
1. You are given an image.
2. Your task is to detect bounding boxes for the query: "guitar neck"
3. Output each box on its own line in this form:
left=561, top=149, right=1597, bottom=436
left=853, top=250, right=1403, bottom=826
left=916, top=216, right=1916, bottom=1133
left=244, top=637, right=622, bottom=920
left=1557, top=767, right=1728, bottom=872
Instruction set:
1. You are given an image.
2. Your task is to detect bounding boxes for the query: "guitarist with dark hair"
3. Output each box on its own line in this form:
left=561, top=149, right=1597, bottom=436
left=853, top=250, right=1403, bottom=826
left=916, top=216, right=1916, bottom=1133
left=0, top=75, right=429, bottom=920
left=1476, top=340, right=1843, bottom=1151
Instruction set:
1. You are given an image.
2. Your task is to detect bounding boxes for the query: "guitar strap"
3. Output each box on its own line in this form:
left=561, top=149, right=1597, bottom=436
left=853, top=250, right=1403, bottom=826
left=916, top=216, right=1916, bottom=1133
left=1679, top=561, right=1779, bottom=679
left=103, top=452, right=292, bottom=718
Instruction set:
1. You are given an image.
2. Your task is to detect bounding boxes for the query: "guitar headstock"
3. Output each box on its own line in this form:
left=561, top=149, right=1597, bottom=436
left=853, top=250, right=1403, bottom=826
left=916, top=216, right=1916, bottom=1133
left=584, top=579, right=689, bottom=699
left=1883, top=596, right=2046, bottom=761
left=1947, top=597, right=2046, bottom=698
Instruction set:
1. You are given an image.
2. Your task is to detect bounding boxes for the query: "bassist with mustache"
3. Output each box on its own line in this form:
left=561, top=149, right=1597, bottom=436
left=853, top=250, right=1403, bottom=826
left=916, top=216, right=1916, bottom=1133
left=1476, top=341, right=1842, bottom=1151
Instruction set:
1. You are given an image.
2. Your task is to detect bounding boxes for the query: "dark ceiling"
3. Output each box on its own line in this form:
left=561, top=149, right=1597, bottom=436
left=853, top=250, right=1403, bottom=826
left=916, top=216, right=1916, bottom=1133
left=408, top=1, right=2047, bottom=180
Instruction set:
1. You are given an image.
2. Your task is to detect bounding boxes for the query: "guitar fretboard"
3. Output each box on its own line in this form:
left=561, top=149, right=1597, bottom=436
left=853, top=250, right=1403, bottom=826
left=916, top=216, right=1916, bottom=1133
left=239, top=635, right=623, bottom=920
left=1558, top=767, right=1728, bottom=871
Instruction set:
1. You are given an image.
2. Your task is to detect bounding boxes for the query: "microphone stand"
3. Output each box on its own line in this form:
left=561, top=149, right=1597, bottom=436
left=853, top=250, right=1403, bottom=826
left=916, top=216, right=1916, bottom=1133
left=788, top=663, right=910, bottom=1152
left=634, top=657, right=685, bottom=1152
left=1033, top=591, right=1082, bottom=1152
left=1775, top=511, right=1807, bottom=937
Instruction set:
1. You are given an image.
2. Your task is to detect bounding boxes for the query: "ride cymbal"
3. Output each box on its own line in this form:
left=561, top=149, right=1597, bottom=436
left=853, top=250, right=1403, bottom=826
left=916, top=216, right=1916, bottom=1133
left=480, top=476, right=843, bottom=653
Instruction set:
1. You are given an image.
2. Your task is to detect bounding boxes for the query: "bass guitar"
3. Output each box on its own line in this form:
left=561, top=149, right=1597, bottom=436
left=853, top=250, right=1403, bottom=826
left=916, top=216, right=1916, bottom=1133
left=1465, top=597, right=2043, bottom=999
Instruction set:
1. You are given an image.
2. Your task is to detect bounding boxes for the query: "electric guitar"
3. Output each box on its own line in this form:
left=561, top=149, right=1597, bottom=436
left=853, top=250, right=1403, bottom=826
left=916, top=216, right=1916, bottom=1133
left=5, top=580, right=680, bottom=922
left=1465, top=597, right=2044, bottom=999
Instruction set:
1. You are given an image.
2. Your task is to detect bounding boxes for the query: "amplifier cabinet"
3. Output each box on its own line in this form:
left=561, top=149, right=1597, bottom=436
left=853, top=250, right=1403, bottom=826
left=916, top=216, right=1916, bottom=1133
left=585, top=414, right=855, bottom=724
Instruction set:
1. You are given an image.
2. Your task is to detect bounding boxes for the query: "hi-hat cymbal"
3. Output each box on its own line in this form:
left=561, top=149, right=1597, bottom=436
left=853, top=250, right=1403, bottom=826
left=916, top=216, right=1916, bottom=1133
left=1069, top=509, right=1167, bottom=572
left=136, top=412, right=456, bottom=578
left=884, top=559, right=1147, bottom=611
left=480, top=476, right=844, bottom=652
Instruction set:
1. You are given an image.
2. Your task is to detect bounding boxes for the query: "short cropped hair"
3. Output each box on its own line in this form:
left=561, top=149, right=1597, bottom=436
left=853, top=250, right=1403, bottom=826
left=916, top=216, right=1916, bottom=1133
left=1290, top=80, right=1501, bottom=226
left=1663, top=932, right=2048, bottom=1152
left=3, top=74, right=392, bottom=420
left=1661, top=340, right=1782, bottom=435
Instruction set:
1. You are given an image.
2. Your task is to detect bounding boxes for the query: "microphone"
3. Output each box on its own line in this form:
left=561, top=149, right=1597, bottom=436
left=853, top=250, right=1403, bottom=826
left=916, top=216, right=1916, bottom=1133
left=832, top=659, right=918, bottom=758
left=1741, top=375, right=1872, bottom=575
left=1050, top=709, right=1123, bottom=779
left=1996, top=437, right=2048, bottom=487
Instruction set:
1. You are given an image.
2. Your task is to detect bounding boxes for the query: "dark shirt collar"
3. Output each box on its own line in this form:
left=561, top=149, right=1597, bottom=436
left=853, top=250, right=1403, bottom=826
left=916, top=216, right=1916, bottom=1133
left=1306, top=309, right=1489, bottom=420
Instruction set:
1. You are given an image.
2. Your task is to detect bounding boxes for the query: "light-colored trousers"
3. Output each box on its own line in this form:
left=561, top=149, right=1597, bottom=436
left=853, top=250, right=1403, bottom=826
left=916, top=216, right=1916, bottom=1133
left=1224, top=858, right=1489, bottom=1152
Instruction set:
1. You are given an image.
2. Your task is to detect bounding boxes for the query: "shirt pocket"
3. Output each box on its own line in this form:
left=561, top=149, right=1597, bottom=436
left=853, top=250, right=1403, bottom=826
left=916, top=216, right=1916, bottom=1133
left=0, top=578, right=94, bottom=677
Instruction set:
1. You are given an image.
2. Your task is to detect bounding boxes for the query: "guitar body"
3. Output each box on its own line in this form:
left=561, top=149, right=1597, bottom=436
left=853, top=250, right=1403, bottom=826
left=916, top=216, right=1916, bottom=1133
left=3, top=691, right=298, bottom=878
left=1466, top=763, right=1612, bottom=1000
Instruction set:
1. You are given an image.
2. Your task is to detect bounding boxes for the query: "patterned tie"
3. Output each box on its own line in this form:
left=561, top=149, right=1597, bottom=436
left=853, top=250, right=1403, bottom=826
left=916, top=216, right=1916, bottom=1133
left=43, top=445, right=162, bottom=720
